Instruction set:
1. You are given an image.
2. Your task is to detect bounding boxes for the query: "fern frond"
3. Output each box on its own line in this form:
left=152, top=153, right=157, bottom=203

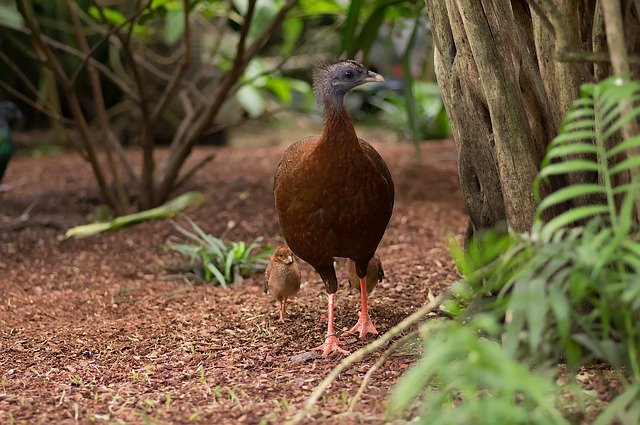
left=537, top=77, right=640, bottom=234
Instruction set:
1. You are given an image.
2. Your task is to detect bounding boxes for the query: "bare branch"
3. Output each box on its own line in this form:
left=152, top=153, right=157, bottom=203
left=0, top=79, right=73, bottom=126
left=557, top=48, right=640, bottom=65
left=173, top=153, right=217, bottom=192
left=0, top=51, right=39, bottom=96
left=4, top=25, right=138, bottom=101
left=66, top=0, right=131, bottom=212
left=88, top=0, right=156, bottom=208
left=16, top=0, right=117, bottom=210
left=244, top=0, right=298, bottom=60
left=152, top=0, right=193, bottom=123
left=69, top=3, right=151, bottom=86
left=157, top=0, right=298, bottom=202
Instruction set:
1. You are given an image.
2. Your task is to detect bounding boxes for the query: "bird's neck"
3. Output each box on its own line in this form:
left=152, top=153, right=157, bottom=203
left=320, top=100, right=358, bottom=145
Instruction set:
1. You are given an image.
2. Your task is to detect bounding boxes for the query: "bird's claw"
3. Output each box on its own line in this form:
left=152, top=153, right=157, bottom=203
left=313, top=334, right=350, bottom=356
left=342, top=314, right=378, bottom=339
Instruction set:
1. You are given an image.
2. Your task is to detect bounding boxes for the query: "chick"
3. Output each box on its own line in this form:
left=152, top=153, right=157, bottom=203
left=347, top=254, right=384, bottom=296
left=264, top=245, right=301, bottom=323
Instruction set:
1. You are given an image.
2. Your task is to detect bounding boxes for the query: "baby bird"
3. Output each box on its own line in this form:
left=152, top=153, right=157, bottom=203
left=264, top=245, right=301, bottom=323
left=347, top=254, right=384, bottom=297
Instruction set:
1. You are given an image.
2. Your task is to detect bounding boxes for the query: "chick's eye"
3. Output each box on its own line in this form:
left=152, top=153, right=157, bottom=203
left=344, top=70, right=354, bottom=79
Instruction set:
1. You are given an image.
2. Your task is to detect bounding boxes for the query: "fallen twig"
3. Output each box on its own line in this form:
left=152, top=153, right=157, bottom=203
left=347, top=330, right=419, bottom=413
left=4, top=201, right=38, bottom=231
left=286, top=292, right=447, bottom=425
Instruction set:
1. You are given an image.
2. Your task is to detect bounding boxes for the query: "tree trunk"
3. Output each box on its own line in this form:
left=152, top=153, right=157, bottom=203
left=426, top=0, right=640, bottom=237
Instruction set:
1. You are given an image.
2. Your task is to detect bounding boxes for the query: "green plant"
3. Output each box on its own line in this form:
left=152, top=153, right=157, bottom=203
left=167, top=217, right=271, bottom=288
left=388, top=77, right=640, bottom=423
left=368, top=81, right=450, bottom=141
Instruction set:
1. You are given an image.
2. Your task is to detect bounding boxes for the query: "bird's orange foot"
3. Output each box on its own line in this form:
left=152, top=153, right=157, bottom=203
left=313, top=334, right=350, bottom=356
left=343, top=314, right=378, bottom=339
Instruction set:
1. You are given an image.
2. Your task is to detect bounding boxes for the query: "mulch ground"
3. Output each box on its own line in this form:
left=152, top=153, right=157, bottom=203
left=0, top=138, right=466, bottom=424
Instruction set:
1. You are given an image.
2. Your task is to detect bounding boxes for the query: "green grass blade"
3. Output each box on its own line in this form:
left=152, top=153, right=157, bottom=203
left=206, top=262, right=228, bottom=289
left=593, top=384, right=640, bottom=425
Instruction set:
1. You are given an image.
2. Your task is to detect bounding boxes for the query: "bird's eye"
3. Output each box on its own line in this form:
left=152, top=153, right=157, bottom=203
left=344, top=70, right=354, bottom=79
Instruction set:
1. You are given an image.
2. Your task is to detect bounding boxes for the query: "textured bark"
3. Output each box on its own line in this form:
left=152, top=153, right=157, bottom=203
left=426, top=0, right=640, bottom=236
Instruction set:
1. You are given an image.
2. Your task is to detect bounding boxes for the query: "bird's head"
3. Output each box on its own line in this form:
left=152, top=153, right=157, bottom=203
left=0, top=101, right=22, bottom=127
left=313, top=60, right=384, bottom=107
left=272, top=245, right=294, bottom=265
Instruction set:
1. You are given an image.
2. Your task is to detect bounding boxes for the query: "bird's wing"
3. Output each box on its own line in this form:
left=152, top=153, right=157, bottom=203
left=358, top=139, right=395, bottom=207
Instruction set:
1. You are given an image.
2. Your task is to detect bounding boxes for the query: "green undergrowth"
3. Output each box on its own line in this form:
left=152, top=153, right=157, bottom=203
left=388, top=77, right=640, bottom=424
left=166, top=217, right=271, bottom=288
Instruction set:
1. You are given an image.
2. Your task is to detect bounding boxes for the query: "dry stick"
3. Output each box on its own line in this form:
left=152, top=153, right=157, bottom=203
left=152, top=0, right=192, bottom=123
left=16, top=0, right=116, bottom=209
left=286, top=293, right=446, bottom=425
left=346, top=330, right=419, bottom=413
left=66, top=0, right=130, bottom=212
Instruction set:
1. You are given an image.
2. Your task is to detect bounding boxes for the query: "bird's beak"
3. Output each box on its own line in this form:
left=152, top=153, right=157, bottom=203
left=364, top=71, right=384, bottom=83
left=286, top=255, right=293, bottom=264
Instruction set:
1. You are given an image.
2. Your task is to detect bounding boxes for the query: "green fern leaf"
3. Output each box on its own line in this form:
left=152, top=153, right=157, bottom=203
left=537, top=184, right=605, bottom=214
left=541, top=205, right=609, bottom=240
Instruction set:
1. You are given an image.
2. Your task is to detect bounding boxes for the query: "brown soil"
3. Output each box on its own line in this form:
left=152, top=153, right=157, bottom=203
left=0, top=139, right=465, bottom=424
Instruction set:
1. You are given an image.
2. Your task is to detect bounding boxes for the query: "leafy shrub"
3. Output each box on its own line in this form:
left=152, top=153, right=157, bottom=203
left=389, top=77, right=640, bottom=423
left=167, top=217, right=271, bottom=288
left=370, top=81, right=450, bottom=141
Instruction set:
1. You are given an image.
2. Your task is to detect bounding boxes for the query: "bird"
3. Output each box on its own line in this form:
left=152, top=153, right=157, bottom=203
left=0, top=101, right=21, bottom=191
left=347, top=254, right=384, bottom=299
left=273, top=60, right=394, bottom=356
left=264, top=244, right=301, bottom=323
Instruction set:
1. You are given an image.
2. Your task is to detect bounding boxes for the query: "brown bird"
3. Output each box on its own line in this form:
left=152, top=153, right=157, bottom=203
left=264, top=245, right=301, bottom=323
left=273, top=60, right=394, bottom=356
left=347, top=254, right=384, bottom=299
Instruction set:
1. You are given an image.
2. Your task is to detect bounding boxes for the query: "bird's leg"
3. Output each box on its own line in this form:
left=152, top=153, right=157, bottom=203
left=279, top=298, right=287, bottom=323
left=314, top=293, right=349, bottom=356
left=343, top=277, right=378, bottom=338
